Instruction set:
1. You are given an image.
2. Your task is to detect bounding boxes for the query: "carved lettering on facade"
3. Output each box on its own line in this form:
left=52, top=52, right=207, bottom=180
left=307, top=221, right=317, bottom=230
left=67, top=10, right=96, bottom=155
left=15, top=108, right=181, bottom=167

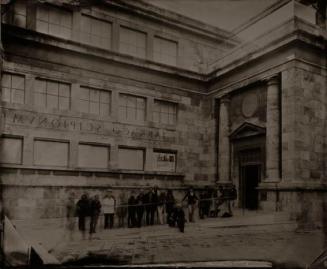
left=2, top=109, right=176, bottom=143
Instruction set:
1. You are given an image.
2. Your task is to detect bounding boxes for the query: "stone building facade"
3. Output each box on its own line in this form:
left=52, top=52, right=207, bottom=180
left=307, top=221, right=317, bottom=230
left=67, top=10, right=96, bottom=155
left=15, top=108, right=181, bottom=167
left=0, top=0, right=326, bottom=228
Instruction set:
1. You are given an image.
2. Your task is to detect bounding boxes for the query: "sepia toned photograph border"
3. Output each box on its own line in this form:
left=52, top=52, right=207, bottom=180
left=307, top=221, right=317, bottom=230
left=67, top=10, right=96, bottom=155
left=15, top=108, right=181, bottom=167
left=0, top=0, right=326, bottom=268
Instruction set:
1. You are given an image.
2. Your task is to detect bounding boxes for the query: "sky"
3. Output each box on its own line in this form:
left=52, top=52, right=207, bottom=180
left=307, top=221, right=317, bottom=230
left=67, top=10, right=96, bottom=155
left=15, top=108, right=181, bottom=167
left=142, top=0, right=280, bottom=31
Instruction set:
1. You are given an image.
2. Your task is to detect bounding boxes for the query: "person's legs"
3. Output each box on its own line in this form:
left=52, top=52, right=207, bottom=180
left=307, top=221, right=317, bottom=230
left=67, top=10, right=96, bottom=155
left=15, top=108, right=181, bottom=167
left=109, top=214, right=114, bottom=228
left=104, top=214, right=109, bottom=229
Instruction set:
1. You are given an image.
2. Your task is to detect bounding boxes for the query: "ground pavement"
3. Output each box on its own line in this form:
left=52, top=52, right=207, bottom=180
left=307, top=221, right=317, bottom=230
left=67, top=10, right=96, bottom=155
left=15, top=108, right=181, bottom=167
left=12, top=210, right=325, bottom=268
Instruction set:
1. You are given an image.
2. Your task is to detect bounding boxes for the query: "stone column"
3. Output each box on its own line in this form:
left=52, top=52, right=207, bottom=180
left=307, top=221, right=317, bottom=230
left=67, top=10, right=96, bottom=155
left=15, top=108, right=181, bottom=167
left=218, top=95, right=230, bottom=183
left=265, top=76, right=280, bottom=181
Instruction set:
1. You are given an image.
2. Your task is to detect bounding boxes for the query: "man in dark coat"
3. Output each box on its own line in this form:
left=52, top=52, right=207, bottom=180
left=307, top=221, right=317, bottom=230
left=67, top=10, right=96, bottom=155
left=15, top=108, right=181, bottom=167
left=136, top=190, right=146, bottom=227
left=128, top=192, right=137, bottom=228
left=182, top=187, right=198, bottom=222
left=166, top=190, right=175, bottom=226
left=144, top=187, right=158, bottom=225
left=76, top=194, right=90, bottom=232
left=89, top=195, right=101, bottom=234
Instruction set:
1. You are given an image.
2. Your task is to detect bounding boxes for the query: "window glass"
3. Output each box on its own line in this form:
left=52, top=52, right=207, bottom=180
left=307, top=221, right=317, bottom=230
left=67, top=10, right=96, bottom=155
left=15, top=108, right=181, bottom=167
left=154, top=37, right=178, bottom=66
left=153, top=100, right=177, bottom=125
left=119, top=94, right=146, bottom=122
left=78, top=87, right=111, bottom=116
left=36, top=5, right=72, bottom=39
left=0, top=137, right=23, bottom=164
left=80, top=15, right=112, bottom=49
left=34, top=140, right=69, bottom=167
left=118, top=147, right=144, bottom=170
left=34, top=79, right=71, bottom=110
left=1, top=73, right=25, bottom=104
left=119, top=26, right=146, bottom=58
left=78, top=144, right=110, bottom=168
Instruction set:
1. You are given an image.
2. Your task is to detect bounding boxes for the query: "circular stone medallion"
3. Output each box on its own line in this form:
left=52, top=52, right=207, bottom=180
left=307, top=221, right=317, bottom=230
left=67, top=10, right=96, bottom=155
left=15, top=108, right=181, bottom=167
left=242, top=92, right=258, bottom=118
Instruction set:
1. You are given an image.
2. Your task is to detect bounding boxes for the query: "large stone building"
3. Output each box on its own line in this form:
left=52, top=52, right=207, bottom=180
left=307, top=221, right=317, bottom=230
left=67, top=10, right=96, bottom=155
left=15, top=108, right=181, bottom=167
left=0, top=0, right=326, bottom=228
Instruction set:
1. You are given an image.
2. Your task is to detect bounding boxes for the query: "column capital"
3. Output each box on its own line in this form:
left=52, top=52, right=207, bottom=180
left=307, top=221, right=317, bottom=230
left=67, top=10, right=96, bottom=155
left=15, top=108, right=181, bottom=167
left=265, top=75, right=280, bottom=86
left=219, top=95, right=230, bottom=104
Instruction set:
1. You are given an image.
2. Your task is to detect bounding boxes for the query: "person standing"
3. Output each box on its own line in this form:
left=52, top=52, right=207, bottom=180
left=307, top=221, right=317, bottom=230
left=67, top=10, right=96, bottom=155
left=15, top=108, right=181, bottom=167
left=128, top=192, right=137, bottom=228
left=174, top=203, right=186, bottom=233
left=89, top=195, right=101, bottom=234
left=76, top=194, right=90, bottom=237
left=117, top=192, right=128, bottom=228
left=103, top=193, right=116, bottom=229
left=136, top=190, right=145, bottom=227
left=157, top=191, right=166, bottom=225
left=65, top=192, right=76, bottom=240
left=182, top=187, right=198, bottom=223
left=165, top=190, right=175, bottom=226
left=145, top=187, right=157, bottom=225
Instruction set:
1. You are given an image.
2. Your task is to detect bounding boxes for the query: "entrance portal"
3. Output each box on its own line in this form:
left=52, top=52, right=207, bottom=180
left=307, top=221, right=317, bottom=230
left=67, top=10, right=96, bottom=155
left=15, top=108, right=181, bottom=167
left=241, top=165, right=260, bottom=210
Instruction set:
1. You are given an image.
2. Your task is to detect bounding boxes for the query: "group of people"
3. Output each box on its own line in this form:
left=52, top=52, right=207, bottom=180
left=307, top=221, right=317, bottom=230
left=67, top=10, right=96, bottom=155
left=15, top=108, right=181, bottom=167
left=66, top=185, right=237, bottom=236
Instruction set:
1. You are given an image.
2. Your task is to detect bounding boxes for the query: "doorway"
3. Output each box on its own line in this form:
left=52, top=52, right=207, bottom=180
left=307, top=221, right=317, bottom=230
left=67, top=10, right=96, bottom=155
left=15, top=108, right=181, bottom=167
left=241, top=165, right=260, bottom=210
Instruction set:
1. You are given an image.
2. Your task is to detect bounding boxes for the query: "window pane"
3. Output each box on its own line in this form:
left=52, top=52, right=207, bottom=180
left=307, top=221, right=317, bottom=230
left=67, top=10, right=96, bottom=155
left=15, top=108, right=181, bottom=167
left=90, top=101, right=99, bottom=114
left=12, top=89, right=24, bottom=104
left=59, top=83, right=70, bottom=97
left=90, top=89, right=99, bottom=102
left=119, top=27, right=146, bottom=58
left=59, top=96, right=70, bottom=110
left=79, top=99, right=89, bottom=113
left=47, top=81, right=58, bottom=95
left=78, top=144, right=109, bottom=168
left=100, top=103, right=109, bottom=116
left=100, top=91, right=110, bottom=104
left=12, top=75, right=24, bottom=90
left=79, top=87, right=89, bottom=100
left=34, top=140, right=69, bottom=167
left=2, top=88, right=11, bottom=102
left=34, top=92, right=46, bottom=108
left=127, top=107, right=135, bottom=121
left=35, top=79, right=46, bottom=93
left=47, top=94, right=58, bottom=109
left=118, top=148, right=144, bottom=170
left=0, top=137, right=23, bottom=164
left=2, top=74, right=11, bottom=88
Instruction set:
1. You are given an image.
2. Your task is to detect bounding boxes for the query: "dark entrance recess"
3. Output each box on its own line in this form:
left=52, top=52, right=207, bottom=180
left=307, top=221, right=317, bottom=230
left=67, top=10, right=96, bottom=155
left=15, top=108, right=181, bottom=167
left=241, top=165, right=260, bottom=210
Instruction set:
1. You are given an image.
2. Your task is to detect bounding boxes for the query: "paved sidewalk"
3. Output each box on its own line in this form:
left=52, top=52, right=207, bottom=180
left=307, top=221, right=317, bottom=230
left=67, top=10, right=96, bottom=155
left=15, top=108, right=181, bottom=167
left=13, top=211, right=324, bottom=268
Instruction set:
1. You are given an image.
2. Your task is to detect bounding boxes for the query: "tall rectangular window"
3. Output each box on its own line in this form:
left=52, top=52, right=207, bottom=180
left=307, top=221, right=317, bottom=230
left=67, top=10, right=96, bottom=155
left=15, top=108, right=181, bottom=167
left=34, top=139, right=69, bottom=167
left=34, top=79, right=71, bottom=110
left=1, top=73, right=25, bottom=104
left=119, top=94, right=146, bottom=122
left=153, top=100, right=177, bottom=125
left=36, top=5, right=72, bottom=39
left=80, top=15, right=112, bottom=49
left=154, top=37, right=178, bottom=66
left=78, top=87, right=111, bottom=116
left=119, top=26, right=146, bottom=58
left=118, top=147, right=144, bottom=170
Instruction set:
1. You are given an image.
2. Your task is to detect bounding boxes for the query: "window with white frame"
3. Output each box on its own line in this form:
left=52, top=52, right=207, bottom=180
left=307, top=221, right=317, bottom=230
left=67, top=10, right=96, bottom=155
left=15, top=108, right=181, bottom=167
left=153, top=150, right=176, bottom=172
left=153, top=99, right=177, bottom=125
left=1, top=73, right=25, bottom=104
left=34, top=79, right=71, bottom=110
left=118, top=147, right=144, bottom=170
left=78, top=87, right=111, bottom=116
left=119, top=26, right=146, bottom=58
left=36, top=5, right=72, bottom=39
left=154, top=37, right=178, bottom=66
left=119, top=94, right=146, bottom=122
left=80, top=15, right=112, bottom=49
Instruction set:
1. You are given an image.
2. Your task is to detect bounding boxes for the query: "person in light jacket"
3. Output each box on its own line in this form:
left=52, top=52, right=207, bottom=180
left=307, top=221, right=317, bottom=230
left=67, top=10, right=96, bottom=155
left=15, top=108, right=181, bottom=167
left=103, top=193, right=116, bottom=229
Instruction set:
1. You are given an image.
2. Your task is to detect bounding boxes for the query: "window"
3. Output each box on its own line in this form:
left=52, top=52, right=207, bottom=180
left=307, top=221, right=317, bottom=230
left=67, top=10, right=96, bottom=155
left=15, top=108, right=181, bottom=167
left=1, top=73, right=25, bottom=104
left=153, top=100, right=177, bottom=125
left=34, top=139, right=69, bottom=167
left=78, top=143, right=110, bottom=169
left=34, top=79, right=71, bottom=110
left=118, top=147, right=144, bottom=170
left=119, top=94, right=146, bottom=122
left=78, top=87, right=111, bottom=116
left=119, top=26, right=146, bottom=58
left=154, top=37, right=178, bottom=66
left=80, top=15, right=112, bottom=49
left=153, top=150, right=176, bottom=172
left=36, top=5, right=72, bottom=39
left=0, top=137, right=23, bottom=164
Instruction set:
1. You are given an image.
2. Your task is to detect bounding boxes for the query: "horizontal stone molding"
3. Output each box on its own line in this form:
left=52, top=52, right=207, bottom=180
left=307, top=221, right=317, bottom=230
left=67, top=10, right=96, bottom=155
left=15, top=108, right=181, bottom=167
left=258, top=182, right=327, bottom=192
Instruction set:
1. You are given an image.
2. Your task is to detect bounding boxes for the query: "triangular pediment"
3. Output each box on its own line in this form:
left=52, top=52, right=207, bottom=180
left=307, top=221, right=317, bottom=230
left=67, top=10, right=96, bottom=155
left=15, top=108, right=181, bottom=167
left=230, top=122, right=265, bottom=140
